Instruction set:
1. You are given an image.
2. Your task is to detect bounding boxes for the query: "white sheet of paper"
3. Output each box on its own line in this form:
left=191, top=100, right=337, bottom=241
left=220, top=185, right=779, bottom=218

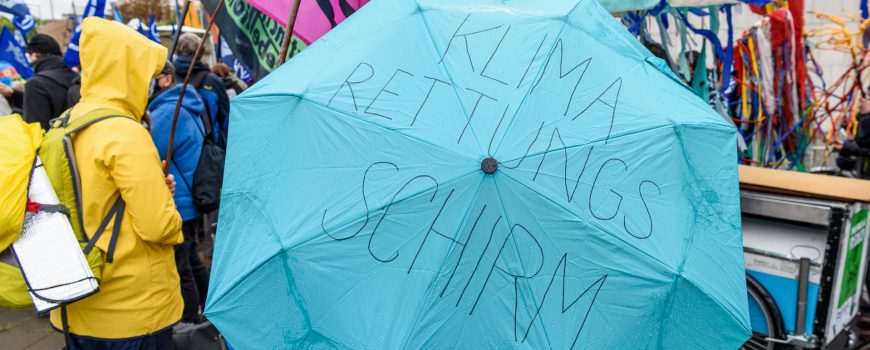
left=14, top=157, right=98, bottom=313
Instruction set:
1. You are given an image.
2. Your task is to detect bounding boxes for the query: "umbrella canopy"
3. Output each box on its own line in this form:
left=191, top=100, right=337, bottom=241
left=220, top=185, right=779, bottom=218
left=204, top=0, right=751, bottom=348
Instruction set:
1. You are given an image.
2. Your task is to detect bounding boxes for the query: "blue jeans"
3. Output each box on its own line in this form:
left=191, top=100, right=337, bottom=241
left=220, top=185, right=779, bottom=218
left=64, top=327, right=173, bottom=350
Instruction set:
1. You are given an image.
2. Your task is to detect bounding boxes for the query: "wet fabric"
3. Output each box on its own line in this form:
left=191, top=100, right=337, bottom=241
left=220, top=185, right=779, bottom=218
left=205, top=0, right=751, bottom=348
left=48, top=17, right=184, bottom=339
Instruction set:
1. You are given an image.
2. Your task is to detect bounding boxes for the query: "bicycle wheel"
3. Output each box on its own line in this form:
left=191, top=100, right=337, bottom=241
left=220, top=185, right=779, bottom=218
left=741, top=274, right=785, bottom=350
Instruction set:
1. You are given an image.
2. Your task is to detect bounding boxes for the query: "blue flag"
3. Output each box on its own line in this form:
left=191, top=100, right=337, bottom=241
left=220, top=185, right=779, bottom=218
left=13, top=13, right=34, bottom=34
left=233, top=59, right=251, bottom=83
left=0, top=0, right=34, bottom=36
left=862, top=0, right=868, bottom=20
left=0, top=0, right=29, bottom=17
left=147, top=15, right=161, bottom=43
left=64, top=0, right=107, bottom=68
left=131, top=18, right=147, bottom=36
left=0, top=26, right=32, bottom=78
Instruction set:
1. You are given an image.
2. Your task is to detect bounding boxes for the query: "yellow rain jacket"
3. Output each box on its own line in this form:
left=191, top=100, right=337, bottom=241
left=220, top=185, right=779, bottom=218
left=0, top=115, right=41, bottom=252
left=0, top=115, right=42, bottom=308
left=49, top=17, right=184, bottom=338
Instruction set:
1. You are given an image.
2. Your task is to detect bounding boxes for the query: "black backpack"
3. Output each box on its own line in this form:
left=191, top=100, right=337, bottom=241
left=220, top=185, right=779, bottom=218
left=173, top=87, right=225, bottom=213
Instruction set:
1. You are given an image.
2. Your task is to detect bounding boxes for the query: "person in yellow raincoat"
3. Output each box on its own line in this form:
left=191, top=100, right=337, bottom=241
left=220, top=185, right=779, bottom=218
left=48, top=17, right=184, bottom=348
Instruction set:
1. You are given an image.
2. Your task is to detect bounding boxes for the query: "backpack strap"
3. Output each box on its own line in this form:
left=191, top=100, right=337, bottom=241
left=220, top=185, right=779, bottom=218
left=53, top=108, right=137, bottom=131
left=61, top=305, right=71, bottom=347
left=82, top=197, right=125, bottom=263
left=62, top=108, right=135, bottom=264
left=171, top=157, right=195, bottom=196
left=51, top=109, right=72, bottom=128
left=190, top=70, right=210, bottom=89
left=65, top=110, right=137, bottom=136
left=184, top=84, right=215, bottom=139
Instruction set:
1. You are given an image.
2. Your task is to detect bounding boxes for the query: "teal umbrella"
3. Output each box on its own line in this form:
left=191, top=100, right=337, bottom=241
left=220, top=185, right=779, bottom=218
left=204, top=0, right=751, bottom=348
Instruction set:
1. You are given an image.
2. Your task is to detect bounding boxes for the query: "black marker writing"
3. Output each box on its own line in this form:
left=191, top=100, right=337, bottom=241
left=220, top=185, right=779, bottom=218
left=589, top=158, right=627, bottom=221
left=480, top=25, right=512, bottom=85
left=470, top=224, right=544, bottom=315
left=368, top=175, right=439, bottom=262
left=321, top=162, right=398, bottom=240
left=624, top=180, right=661, bottom=239
left=413, top=76, right=451, bottom=126
left=440, top=206, right=488, bottom=298
left=458, top=88, right=497, bottom=144
left=408, top=189, right=457, bottom=273
left=328, top=62, right=374, bottom=110
left=518, top=254, right=607, bottom=349
left=438, top=14, right=504, bottom=72
left=365, top=68, right=414, bottom=120
left=572, top=78, right=623, bottom=144
left=532, top=128, right=595, bottom=203
left=517, top=34, right=549, bottom=89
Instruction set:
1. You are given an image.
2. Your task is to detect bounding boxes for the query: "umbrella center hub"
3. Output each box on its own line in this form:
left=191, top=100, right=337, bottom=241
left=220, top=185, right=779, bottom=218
left=481, top=157, right=498, bottom=174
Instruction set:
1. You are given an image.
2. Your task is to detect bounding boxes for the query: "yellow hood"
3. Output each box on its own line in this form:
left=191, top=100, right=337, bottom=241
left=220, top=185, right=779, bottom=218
left=72, top=17, right=167, bottom=121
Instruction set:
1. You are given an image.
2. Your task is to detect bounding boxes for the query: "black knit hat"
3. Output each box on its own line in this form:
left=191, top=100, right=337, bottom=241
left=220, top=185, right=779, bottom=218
left=26, top=34, right=62, bottom=56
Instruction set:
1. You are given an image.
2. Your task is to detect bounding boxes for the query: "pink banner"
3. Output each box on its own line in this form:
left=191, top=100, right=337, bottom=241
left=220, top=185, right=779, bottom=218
left=244, top=0, right=369, bottom=44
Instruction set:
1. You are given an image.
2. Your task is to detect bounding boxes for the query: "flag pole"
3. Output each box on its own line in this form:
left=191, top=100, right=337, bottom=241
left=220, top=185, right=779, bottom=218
left=277, top=0, right=302, bottom=66
left=164, top=0, right=224, bottom=175
left=168, top=0, right=192, bottom=59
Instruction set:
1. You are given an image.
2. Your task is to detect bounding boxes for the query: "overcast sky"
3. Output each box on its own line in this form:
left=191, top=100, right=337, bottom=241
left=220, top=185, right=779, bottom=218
left=23, top=0, right=185, bottom=20
left=26, top=0, right=94, bottom=20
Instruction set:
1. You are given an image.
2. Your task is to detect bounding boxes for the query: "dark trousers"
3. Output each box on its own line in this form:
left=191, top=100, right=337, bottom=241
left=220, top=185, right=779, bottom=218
left=175, top=220, right=210, bottom=323
left=65, top=327, right=173, bottom=350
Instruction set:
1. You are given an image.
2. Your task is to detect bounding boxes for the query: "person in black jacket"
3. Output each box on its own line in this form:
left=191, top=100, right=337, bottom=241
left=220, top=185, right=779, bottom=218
left=0, top=34, right=77, bottom=130
left=173, top=33, right=230, bottom=147
left=835, top=98, right=870, bottom=178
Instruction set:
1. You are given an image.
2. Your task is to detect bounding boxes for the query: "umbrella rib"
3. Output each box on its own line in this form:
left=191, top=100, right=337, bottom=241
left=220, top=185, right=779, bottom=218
left=488, top=18, right=571, bottom=159
left=412, top=0, right=487, bottom=155
left=499, top=122, right=732, bottom=165
left=286, top=169, right=481, bottom=253
left=496, top=171, right=677, bottom=276
left=399, top=176, right=486, bottom=349
left=494, top=69, right=604, bottom=160
left=296, top=95, right=479, bottom=162
left=205, top=170, right=481, bottom=324
left=499, top=163, right=750, bottom=337
left=210, top=169, right=480, bottom=314
left=286, top=170, right=482, bottom=337
left=489, top=177, right=556, bottom=349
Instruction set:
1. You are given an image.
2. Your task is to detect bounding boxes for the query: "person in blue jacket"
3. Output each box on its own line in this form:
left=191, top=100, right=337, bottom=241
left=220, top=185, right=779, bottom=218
left=147, top=61, right=210, bottom=323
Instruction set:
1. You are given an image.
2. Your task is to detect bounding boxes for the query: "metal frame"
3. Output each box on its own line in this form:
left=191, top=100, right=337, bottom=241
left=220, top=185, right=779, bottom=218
left=741, top=190, right=854, bottom=349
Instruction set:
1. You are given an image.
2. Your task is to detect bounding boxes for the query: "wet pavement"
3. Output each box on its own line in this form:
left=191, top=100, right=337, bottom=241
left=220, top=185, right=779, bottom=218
left=0, top=308, right=64, bottom=350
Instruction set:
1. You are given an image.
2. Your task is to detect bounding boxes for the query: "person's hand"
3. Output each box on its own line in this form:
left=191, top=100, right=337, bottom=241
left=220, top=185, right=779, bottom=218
left=0, top=84, right=12, bottom=97
left=832, top=139, right=844, bottom=151
left=162, top=161, right=176, bottom=195
left=166, top=173, right=176, bottom=195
